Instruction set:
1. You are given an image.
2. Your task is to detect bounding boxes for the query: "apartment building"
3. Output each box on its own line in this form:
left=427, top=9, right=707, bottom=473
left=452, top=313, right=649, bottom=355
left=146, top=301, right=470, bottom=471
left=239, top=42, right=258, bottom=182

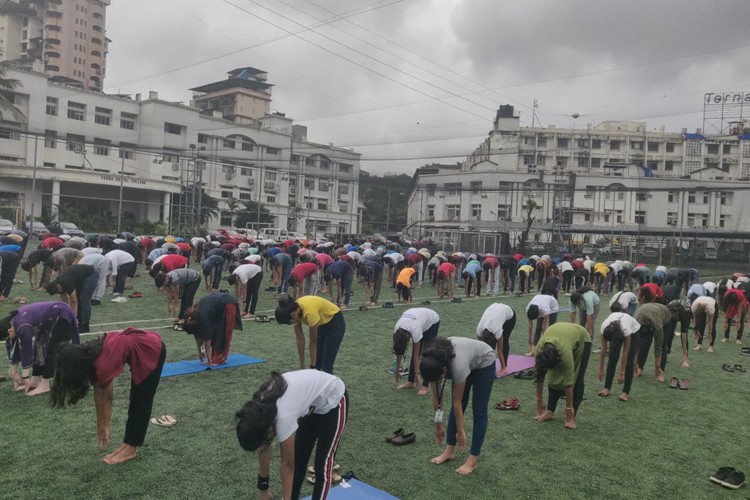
left=0, top=0, right=110, bottom=91
left=0, top=68, right=361, bottom=236
left=407, top=105, right=750, bottom=249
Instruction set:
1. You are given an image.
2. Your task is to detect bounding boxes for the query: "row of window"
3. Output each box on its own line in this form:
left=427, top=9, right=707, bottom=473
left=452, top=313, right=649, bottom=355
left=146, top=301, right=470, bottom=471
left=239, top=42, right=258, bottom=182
left=523, top=135, right=737, bottom=155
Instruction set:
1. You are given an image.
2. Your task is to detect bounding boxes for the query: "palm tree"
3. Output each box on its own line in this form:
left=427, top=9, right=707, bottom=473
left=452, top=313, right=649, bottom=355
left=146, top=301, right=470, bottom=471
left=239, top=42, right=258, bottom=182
left=0, top=57, right=25, bottom=123
left=224, top=197, right=244, bottom=231
left=518, top=199, right=538, bottom=251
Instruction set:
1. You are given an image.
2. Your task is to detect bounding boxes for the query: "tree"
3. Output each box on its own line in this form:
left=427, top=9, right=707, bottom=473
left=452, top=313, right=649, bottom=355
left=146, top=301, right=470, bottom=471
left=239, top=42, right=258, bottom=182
left=359, top=171, right=411, bottom=235
left=0, top=57, right=25, bottom=123
left=224, top=197, right=244, bottom=231
left=235, top=200, right=274, bottom=230
left=287, top=204, right=304, bottom=232
left=518, top=199, right=538, bottom=251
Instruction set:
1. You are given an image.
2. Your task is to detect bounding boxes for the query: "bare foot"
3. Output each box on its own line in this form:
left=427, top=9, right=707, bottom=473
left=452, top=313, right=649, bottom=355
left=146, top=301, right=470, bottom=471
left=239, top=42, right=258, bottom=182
left=431, top=449, right=455, bottom=465
left=618, top=393, right=629, bottom=402
left=693, top=344, right=702, bottom=351
left=681, top=360, right=689, bottom=368
left=597, top=389, right=610, bottom=397
left=564, top=419, right=577, bottom=430
left=103, top=443, right=128, bottom=462
left=26, top=379, right=50, bottom=396
left=417, top=387, right=429, bottom=396
left=397, top=382, right=415, bottom=390
left=634, top=368, right=643, bottom=377
left=456, top=456, right=479, bottom=475
left=537, top=410, right=554, bottom=422
left=656, top=372, right=665, bottom=383
left=707, top=346, right=714, bottom=353
left=104, top=444, right=137, bottom=465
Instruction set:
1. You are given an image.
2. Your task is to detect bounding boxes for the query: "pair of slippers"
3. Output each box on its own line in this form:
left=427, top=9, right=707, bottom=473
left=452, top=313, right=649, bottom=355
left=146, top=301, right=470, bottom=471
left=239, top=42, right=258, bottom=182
left=265, top=286, right=277, bottom=292
left=496, top=397, right=520, bottom=410
left=722, top=364, right=745, bottom=373
left=385, top=428, right=416, bottom=445
left=513, top=369, right=536, bottom=380
left=150, top=414, right=177, bottom=427
left=420, top=300, right=431, bottom=305
left=710, top=467, right=746, bottom=489
left=11, top=296, right=28, bottom=304
left=382, top=302, right=394, bottom=308
left=668, top=377, right=690, bottom=390
left=254, top=314, right=272, bottom=323
left=451, top=297, right=462, bottom=303
left=741, top=347, right=750, bottom=357
left=128, top=291, right=143, bottom=298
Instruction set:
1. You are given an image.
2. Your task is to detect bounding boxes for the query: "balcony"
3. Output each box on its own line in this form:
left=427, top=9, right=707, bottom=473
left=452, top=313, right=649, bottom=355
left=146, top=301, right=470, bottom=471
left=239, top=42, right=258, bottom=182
left=44, top=50, right=60, bottom=59
left=45, top=8, right=62, bottom=18
left=92, top=37, right=103, bottom=46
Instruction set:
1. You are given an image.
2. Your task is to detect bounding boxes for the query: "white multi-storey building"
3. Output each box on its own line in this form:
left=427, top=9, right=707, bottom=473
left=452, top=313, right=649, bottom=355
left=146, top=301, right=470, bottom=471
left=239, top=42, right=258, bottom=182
left=407, top=105, right=750, bottom=254
left=0, top=67, right=361, bottom=236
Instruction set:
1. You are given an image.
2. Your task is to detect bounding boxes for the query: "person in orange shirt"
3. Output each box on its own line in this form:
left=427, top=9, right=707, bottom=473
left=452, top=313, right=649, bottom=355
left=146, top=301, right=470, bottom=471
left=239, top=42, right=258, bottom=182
left=396, top=264, right=415, bottom=303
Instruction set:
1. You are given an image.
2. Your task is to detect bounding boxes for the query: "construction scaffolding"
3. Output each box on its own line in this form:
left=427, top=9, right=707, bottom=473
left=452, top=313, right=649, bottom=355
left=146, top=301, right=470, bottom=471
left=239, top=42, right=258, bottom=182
left=175, top=152, right=204, bottom=236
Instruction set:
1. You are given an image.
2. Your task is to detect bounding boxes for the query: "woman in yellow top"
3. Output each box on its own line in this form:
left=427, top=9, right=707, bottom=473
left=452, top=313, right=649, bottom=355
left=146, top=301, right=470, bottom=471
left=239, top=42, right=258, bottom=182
left=275, top=294, right=345, bottom=374
left=517, top=264, right=534, bottom=294
left=593, top=262, right=609, bottom=295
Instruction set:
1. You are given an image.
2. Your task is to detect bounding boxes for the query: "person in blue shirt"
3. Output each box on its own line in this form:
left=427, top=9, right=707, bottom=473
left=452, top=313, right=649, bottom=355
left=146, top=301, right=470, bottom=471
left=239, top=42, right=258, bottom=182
left=325, top=260, right=354, bottom=308
left=462, top=258, right=482, bottom=298
left=201, top=254, right=224, bottom=291
left=271, top=252, right=292, bottom=293
left=359, top=259, right=384, bottom=305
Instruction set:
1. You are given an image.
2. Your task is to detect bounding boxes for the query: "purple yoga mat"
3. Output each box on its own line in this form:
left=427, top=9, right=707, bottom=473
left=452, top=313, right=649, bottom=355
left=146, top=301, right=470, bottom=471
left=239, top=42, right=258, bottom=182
left=496, top=354, right=536, bottom=378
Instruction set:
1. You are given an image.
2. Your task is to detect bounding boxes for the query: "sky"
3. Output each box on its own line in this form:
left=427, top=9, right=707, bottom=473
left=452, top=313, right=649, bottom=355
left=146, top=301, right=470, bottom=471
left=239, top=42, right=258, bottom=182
left=104, top=0, right=750, bottom=176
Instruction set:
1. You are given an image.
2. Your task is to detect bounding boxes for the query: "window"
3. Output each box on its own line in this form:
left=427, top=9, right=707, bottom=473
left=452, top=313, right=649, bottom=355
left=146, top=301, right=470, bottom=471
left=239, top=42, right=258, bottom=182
left=239, top=192, right=252, bottom=202
left=591, top=158, right=601, bottom=168
left=223, top=137, right=236, bottom=149
left=319, top=179, right=329, bottom=192
left=240, top=167, right=251, bottom=176
left=617, top=191, right=624, bottom=200
left=665, top=161, right=674, bottom=171
left=426, top=183, right=436, bottom=196
left=631, top=141, right=643, bottom=150
left=46, top=97, right=58, bottom=116
left=647, top=142, right=659, bottom=152
left=666, top=143, right=677, bottom=153
left=427, top=205, right=435, bottom=221
left=470, top=181, right=482, bottom=194
left=45, top=129, right=57, bottom=148
left=67, top=101, right=86, bottom=121
left=577, top=139, right=588, bottom=148
left=319, top=159, right=329, bottom=169
left=577, top=157, right=588, bottom=168
left=197, top=133, right=208, bottom=144
left=557, top=157, right=568, bottom=167
left=338, top=184, right=349, bottom=195
left=668, top=191, right=677, bottom=203
left=706, top=144, right=719, bottom=155
left=446, top=204, right=461, bottom=220
left=305, top=156, right=315, bottom=167
left=720, top=192, right=732, bottom=206
left=317, top=200, right=327, bottom=210
left=720, top=215, right=730, bottom=228
left=339, top=163, right=352, bottom=174
left=537, top=136, right=547, bottom=147
left=684, top=161, right=702, bottom=174
left=221, top=190, right=233, bottom=198
left=687, top=213, right=696, bottom=226
left=220, top=214, right=232, bottom=226
left=647, top=161, right=659, bottom=171
left=445, top=183, right=462, bottom=195
left=266, top=196, right=276, bottom=204
left=723, top=144, right=732, bottom=155
left=242, top=139, right=254, bottom=151
left=557, top=138, right=569, bottom=148
left=609, top=140, right=620, bottom=151
left=265, top=170, right=277, bottom=181
left=688, top=191, right=696, bottom=203
left=471, top=204, right=482, bottom=218
left=66, top=133, right=85, bottom=152
left=523, top=136, right=534, bottom=145
left=304, top=177, right=315, bottom=189
left=616, top=211, right=623, bottom=223
left=164, top=122, right=183, bottom=135
left=266, top=147, right=279, bottom=155
left=584, top=213, right=591, bottom=222
left=93, top=106, right=111, bottom=126
left=742, top=144, right=750, bottom=159
left=635, top=210, right=646, bottom=224
left=667, top=212, right=678, bottom=225
left=120, top=112, right=137, bottom=130
left=496, top=204, right=509, bottom=219
left=119, top=142, right=135, bottom=160
left=685, top=141, right=702, bottom=157
left=591, top=139, right=601, bottom=149
left=703, top=192, right=709, bottom=204
left=93, top=138, right=110, bottom=156
left=0, top=127, right=20, bottom=140
left=743, top=163, right=750, bottom=179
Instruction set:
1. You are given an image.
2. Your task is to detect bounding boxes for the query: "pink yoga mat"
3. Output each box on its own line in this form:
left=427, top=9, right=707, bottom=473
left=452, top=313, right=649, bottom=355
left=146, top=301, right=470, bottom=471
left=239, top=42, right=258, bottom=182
left=496, top=354, right=536, bottom=378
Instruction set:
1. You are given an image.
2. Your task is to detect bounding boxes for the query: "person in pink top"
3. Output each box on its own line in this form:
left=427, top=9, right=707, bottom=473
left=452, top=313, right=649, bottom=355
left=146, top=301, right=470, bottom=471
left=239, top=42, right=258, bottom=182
left=288, top=262, right=319, bottom=299
left=437, top=262, right=457, bottom=300
left=51, top=327, right=166, bottom=465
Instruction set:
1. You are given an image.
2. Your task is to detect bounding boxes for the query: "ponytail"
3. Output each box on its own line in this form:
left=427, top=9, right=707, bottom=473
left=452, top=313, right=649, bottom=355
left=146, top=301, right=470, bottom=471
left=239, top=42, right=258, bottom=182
left=235, top=371, right=289, bottom=451
left=480, top=329, right=497, bottom=350
left=274, top=293, right=298, bottom=324
left=419, top=336, right=455, bottom=383
left=392, top=328, right=411, bottom=356
left=534, top=343, right=561, bottom=383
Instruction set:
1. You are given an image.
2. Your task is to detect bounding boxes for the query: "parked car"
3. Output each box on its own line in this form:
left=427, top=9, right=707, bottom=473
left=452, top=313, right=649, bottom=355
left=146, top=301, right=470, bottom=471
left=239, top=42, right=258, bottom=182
left=528, top=242, right=546, bottom=252
left=578, top=245, right=595, bottom=256
left=0, top=218, right=15, bottom=235
left=48, top=221, right=84, bottom=237
left=23, top=221, right=49, bottom=238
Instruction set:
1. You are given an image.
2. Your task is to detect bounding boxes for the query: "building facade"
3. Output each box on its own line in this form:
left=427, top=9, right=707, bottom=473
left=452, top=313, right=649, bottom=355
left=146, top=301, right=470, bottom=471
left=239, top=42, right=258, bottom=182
left=0, top=68, right=361, bottom=237
left=0, top=0, right=110, bottom=91
left=407, top=105, right=750, bottom=253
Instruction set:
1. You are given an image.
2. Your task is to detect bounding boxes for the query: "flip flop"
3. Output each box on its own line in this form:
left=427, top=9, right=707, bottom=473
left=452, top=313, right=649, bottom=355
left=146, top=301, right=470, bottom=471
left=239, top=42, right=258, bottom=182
left=308, top=464, right=341, bottom=474
left=518, top=369, right=536, bottom=380
left=734, top=364, right=746, bottom=373
left=496, top=398, right=520, bottom=410
left=150, top=415, right=177, bottom=427
left=668, top=377, right=680, bottom=389
left=128, top=291, right=143, bottom=298
left=722, top=364, right=736, bottom=372
left=451, top=297, right=463, bottom=303
left=385, top=428, right=405, bottom=443
left=307, top=474, right=342, bottom=484
left=679, top=379, right=689, bottom=390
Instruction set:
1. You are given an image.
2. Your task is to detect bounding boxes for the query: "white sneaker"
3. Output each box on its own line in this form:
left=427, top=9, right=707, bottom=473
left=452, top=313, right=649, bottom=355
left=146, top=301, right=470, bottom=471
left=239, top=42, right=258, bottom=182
left=111, top=296, right=128, bottom=303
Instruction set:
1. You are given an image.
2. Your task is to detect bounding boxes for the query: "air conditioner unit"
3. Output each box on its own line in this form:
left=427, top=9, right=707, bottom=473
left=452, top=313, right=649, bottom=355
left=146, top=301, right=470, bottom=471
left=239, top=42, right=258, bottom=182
left=667, top=218, right=677, bottom=226
left=226, top=172, right=235, bottom=180
left=74, top=144, right=83, bottom=154
left=583, top=194, right=593, bottom=199
left=171, top=163, right=179, bottom=171
left=247, top=178, right=255, bottom=186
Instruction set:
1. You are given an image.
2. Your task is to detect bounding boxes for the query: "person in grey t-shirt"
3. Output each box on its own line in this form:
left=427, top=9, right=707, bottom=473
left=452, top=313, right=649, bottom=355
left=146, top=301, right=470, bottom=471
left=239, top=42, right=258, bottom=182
left=420, top=336, right=495, bottom=477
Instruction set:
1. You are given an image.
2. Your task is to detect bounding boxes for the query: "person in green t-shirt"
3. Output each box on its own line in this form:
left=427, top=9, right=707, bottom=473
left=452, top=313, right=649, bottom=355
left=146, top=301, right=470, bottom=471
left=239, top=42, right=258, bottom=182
left=533, top=322, right=592, bottom=430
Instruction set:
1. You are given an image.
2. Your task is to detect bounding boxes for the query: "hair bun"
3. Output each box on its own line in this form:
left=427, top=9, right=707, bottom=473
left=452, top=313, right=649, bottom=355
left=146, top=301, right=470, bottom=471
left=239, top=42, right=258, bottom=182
left=276, top=293, right=292, bottom=305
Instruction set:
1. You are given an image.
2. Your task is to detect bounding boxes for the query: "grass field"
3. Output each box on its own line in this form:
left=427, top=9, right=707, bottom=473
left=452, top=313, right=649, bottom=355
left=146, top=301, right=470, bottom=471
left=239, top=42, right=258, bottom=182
left=1, top=262, right=749, bottom=500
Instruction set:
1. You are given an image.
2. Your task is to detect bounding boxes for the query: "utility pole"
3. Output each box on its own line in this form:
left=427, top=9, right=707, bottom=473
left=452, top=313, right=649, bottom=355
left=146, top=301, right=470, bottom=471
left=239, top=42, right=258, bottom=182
left=385, top=188, right=391, bottom=233
left=29, top=134, right=38, bottom=229
left=117, top=155, right=125, bottom=234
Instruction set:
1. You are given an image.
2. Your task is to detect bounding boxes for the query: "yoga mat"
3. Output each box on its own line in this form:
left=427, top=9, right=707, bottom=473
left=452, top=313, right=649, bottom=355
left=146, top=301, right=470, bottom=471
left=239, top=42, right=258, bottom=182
left=496, top=354, right=536, bottom=378
left=161, top=353, right=264, bottom=378
left=303, top=479, right=398, bottom=500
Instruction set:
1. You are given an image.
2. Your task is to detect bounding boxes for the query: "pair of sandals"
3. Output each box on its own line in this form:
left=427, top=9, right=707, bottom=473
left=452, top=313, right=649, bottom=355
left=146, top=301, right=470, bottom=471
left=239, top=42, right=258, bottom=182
left=668, top=377, right=690, bottom=389
left=150, top=414, right=177, bottom=427
left=513, top=369, right=536, bottom=380
left=382, top=302, right=394, bottom=308
left=306, top=463, right=342, bottom=485
left=451, top=297, right=463, bottom=303
left=496, top=397, right=520, bottom=410
left=385, top=428, right=416, bottom=445
left=254, top=314, right=272, bottom=323
left=722, top=363, right=746, bottom=373
left=265, top=286, right=277, bottom=292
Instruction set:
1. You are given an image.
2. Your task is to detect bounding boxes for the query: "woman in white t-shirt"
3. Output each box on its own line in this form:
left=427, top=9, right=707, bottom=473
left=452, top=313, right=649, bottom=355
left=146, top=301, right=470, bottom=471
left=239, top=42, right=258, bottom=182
left=392, top=308, right=440, bottom=394
left=476, top=303, right=517, bottom=376
left=609, top=291, right=638, bottom=316
left=236, top=370, right=347, bottom=500
left=597, top=313, right=641, bottom=401
left=526, top=294, right=559, bottom=355
left=692, top=296, right=718, bottom=352
left=421, top=337, right=495, bottom=476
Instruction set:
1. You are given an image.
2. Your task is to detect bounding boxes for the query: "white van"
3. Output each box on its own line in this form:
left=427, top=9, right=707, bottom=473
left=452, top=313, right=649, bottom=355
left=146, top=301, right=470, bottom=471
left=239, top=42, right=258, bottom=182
left=260, top=228, right=307, bottom=241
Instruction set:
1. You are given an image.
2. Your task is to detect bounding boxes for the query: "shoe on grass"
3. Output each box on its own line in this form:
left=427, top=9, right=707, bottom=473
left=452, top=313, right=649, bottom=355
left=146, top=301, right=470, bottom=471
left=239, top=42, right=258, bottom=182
left=710, top=467, right=736, bottom=485
left=111, top=296, right=128, bottom=303
left=721, top=470, right=746, bottom=489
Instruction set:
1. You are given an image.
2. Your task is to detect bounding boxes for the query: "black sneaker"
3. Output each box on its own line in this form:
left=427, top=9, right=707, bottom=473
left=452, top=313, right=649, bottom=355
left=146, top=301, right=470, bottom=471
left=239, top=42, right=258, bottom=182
left=710, top=467, right=736, bottom=485
left=91, top=299, right=102, bottom=305
left=741, top=347, right=750, bottom=356
left=722, top=470, right=745, bottom=489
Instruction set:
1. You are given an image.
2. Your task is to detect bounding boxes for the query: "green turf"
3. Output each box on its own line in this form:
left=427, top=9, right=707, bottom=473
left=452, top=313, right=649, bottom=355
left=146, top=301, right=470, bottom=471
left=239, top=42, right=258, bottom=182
left=1, top=264, right=748, bottom=500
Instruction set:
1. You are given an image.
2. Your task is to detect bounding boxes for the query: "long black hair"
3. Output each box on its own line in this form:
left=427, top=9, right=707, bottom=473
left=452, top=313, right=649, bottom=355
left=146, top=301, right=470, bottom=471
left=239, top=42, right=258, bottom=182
left=722, top=291, right=739, bottom=312
left=392, top=328, right=411, bottom=356
left=50, top=336, right=106, bottom=408
left=535, top=343, right=561, bottom=383
left=235, top=371, right=289, bottom=451
left=479, top=329, right=497, bottom=350
left=419, top=336, right=455, bottom=383
left=602, top=320, right=622, bottom=342
left=0, top=310, right=19, bottom=340
left=274, top=293, right=299, bottom=324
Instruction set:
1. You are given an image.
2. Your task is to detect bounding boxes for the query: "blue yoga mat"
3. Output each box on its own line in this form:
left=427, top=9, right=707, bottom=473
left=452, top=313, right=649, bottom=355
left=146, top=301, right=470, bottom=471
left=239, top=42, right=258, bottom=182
left=161, top=353, right=264, bottom=378
left=303, top=479, right=398, bottom=500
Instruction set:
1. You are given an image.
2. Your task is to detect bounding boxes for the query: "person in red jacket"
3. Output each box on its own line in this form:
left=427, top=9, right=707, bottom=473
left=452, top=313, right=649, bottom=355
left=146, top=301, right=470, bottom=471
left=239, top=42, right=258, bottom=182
left=722, top=287, right=749, bottom=344
left=639, top=282, right=663, bottom=304
left=288, top=262, right=320, bottom=299
left=436, top=262, right=456, bottom=300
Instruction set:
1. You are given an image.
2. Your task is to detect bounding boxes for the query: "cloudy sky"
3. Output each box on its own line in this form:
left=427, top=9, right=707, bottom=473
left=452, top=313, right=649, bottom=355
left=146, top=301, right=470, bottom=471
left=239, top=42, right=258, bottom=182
left=105, top=0, right=750, bottom=175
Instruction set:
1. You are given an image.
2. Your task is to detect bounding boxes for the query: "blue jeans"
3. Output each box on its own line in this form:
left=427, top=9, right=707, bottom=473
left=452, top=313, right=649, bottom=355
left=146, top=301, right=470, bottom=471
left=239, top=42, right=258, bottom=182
left=278, top=262, right=291, bottom=293
left=446, top=362, right=494, bottom=456
left=316, top=311, right=346, bottom=374
left=341, top=271, right=353, bottom=306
